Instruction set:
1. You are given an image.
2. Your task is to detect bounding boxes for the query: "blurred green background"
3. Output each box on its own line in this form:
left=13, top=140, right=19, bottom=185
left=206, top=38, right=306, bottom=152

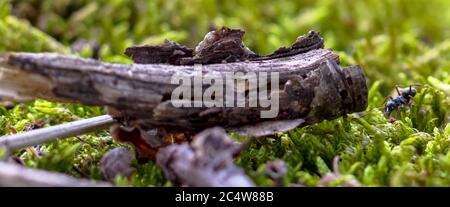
left=0, top=0, right=449, bottom=186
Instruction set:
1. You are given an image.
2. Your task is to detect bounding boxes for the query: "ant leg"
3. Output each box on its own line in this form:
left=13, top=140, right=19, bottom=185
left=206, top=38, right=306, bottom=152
left=388, top=114, right=396, bottom=123
left=381, top=96, right=394, bottom=111
left=382, top=96, right=394, bottom=105
left=394, top=107, right=401, bottom=119
left=407, top=95, right=416, bottom=107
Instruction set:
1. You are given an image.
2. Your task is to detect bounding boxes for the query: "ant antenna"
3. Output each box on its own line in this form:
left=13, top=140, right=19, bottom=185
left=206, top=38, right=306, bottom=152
left=395, top=86, right=401, bottom=96
left=409, top=83, right=425, bottom=87
left=395, top=83, right=424, bottom=88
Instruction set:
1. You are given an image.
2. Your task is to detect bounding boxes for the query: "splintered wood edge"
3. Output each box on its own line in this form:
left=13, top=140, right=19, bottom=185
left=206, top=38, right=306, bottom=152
left=0, top=57, right=66, bottom=102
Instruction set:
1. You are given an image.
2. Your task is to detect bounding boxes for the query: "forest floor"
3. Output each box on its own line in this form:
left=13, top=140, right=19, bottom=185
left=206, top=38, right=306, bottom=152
left=0, top=0, right=449, bottom=186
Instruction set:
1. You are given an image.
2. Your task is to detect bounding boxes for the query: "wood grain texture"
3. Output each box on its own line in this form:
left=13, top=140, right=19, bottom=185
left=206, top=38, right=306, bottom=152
left=0, top=49, right=367, bottom=132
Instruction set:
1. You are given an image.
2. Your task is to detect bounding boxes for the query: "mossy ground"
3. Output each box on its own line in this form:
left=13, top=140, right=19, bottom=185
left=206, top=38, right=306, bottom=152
left=0, top=0, right=449, bottom=186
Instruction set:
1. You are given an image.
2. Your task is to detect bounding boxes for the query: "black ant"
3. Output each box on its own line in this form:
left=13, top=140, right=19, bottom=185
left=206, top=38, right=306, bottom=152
left=384, top=85, right=418, bottom=123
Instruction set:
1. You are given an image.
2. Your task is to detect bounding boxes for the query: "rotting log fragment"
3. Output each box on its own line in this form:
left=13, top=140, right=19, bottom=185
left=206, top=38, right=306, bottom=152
left=125, top=27, right=258, bottom=65
left=124, top=27, right=324, bottom=64
left=0, top=50, right=366, bottom=130
left=0, top=29, right=368, bottom=160
left=156, top=127, right=254, bottom=187
left=253, top=30, right=324, bottom=60
left=124, top=40, right=193, bottom=65
left=181, top=27, right=258, bottom=64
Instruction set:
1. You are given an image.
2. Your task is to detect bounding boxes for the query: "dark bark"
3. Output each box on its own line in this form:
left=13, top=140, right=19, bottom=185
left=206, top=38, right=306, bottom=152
left=124, top=28, right=324, bottom=64
left=124, top=40, right=193, bottom=65
left=252, top=30, right=324, bottom=60
left=0, top=49, right=366, bottom=131
left=0, top=49, right=367, bottom=160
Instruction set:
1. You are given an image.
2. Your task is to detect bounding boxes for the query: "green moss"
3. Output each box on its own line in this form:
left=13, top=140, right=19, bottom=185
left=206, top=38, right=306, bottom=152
left=0, top=16, right=68, bottom=53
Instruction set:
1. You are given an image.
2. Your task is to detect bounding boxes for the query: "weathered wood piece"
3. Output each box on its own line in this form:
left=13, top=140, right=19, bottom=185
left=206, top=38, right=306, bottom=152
left=0, top=49, right=366, bottom=131
left=0, top=161, right=112, bottom=187
left=124, top=40, right=193, bottom=65
left=252, top=30, right=324, bottom=61
left=0, top=29, right=367, bottom=161
left=124, top=28, right=324, bottom=64
left=156, top=127, right=254, bottom=187
left=180, top=27, right=257, bottom=64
